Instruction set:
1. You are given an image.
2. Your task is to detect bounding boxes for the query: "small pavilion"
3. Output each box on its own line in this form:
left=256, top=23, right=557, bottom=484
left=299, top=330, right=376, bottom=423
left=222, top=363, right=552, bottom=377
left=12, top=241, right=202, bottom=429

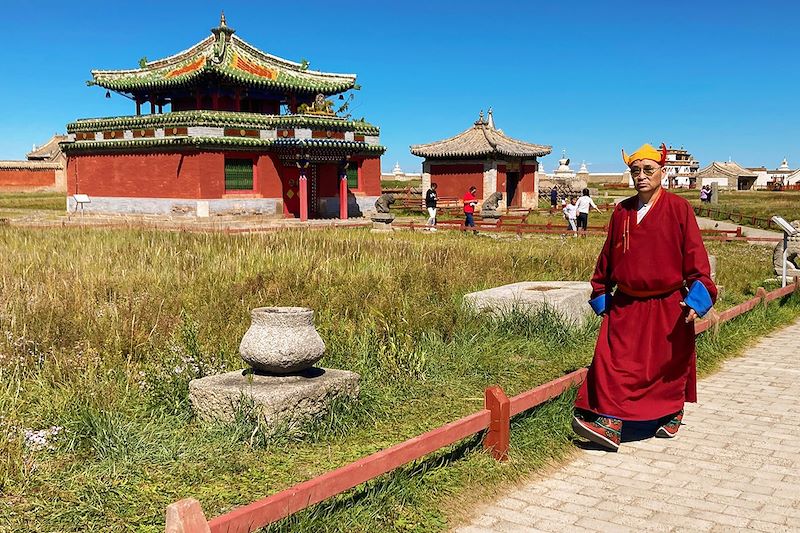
left=410, top=110, right=551, bottom=209
left=61, top=14, right=384, bottom=219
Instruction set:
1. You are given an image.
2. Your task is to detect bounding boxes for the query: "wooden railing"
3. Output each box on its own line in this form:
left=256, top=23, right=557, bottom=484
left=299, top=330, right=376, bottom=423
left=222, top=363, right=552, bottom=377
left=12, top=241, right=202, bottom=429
left=694, top=206, right=780, bottom=231
left=165, top=280, right=799, bottom=533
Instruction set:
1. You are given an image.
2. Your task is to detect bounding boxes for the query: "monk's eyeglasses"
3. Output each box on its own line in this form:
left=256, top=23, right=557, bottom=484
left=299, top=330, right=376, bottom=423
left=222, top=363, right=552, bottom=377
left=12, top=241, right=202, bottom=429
left=630, top=166, right=661, bottom=177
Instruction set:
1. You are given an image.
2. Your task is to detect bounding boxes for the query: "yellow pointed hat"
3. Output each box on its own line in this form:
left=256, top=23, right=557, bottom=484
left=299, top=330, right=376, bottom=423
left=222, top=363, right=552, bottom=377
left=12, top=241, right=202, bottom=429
left=622, top=143, right=667, bottom=166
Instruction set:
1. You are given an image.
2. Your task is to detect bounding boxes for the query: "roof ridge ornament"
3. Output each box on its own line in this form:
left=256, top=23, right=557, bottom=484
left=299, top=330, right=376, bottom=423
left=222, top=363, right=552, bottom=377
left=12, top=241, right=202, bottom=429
left=220, top=11, right=227, bottom=27
left=487, top=107, right=495, bottom=129
left=475, top=110, right=485, bottom=126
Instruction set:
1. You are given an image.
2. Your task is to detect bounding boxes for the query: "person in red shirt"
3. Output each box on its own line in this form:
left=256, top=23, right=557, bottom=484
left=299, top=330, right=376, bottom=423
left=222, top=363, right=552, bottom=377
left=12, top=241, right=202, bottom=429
left=463, top=186, right=478, bottom=232
left=572, top=143, right=717, bottom=452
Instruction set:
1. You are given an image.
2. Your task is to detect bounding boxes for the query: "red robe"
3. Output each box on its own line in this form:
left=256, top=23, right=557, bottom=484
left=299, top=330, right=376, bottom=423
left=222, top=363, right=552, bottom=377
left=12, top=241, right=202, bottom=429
left=574, top=190, right=717, bottom=421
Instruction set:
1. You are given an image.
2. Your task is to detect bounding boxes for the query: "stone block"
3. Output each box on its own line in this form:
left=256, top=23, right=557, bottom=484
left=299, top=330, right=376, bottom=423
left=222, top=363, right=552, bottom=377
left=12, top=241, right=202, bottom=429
left=464, top=281, right=593, bottom=326
left=189, top=367, right=359, bottom=431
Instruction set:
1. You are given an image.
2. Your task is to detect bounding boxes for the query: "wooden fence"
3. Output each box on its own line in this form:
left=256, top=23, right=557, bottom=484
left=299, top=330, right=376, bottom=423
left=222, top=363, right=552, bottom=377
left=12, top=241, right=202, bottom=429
left=694, top=206, right=779, bottom=231
left=165, top=281, right=799, bottom=533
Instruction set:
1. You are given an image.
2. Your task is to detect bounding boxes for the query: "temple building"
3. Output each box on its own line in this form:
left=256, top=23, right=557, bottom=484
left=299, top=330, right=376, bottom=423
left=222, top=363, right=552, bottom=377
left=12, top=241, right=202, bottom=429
left=60, top=14, right=384, bottom=219
left=410, top=110, right=551, bottom=209
left=695, top=161, right=757, bottom=190
left=663, top=146, right=700, bottom=188
left=748, top=158, right=797, bottom=189
left=0, top=135, right=67, bottom=193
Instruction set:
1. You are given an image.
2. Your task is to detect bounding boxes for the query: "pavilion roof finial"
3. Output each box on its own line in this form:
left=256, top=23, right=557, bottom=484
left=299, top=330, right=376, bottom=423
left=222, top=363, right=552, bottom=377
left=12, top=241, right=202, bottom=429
left=475, top=109, right=485, bottom=126
left=487, top=107, right=495, bottom=129
left=220, top=11, right=227, bottom=27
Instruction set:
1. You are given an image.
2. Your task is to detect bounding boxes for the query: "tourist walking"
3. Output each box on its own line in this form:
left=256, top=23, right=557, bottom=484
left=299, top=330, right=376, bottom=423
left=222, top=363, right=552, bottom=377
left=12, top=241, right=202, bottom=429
left=572, top=143, right=717, bottom=451
left=575, top=188, right=601, bottom=234
left=425, top=182, right=438, bottom=230
left=463, top=186, right=478, bottom=233
left=550, top=186, right=559, bottom=209
left=563, top=196, right=578, bottom=235
left=699, top=185, right=708, bottom=203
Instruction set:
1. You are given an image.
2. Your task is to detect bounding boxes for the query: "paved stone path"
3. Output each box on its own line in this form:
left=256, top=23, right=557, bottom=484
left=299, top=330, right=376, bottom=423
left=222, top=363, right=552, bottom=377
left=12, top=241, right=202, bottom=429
left=695, top=215, right=782, bottom=246
left=456, top=320, right=800, bottom=532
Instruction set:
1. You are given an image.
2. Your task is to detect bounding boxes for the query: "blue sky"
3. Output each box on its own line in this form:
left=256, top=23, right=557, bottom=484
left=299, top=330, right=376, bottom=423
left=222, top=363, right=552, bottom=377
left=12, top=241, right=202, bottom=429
left=1, top=0, right=797, bottom=172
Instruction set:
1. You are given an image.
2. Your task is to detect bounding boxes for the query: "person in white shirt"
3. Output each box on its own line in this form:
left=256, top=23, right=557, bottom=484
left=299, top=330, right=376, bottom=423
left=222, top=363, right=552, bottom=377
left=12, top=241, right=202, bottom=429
left=563, top=196, right=578, bottom=235
left=575, top=188, right=601, bottom=233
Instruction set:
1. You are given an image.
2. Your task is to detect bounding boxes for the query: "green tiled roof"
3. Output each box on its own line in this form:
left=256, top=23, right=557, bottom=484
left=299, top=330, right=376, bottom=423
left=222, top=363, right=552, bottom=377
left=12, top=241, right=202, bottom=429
left=66, top=111, right=380, bottom=135
left=60, top=136, right=386, bottom=155
left=90, top=18, right=357, bottom=95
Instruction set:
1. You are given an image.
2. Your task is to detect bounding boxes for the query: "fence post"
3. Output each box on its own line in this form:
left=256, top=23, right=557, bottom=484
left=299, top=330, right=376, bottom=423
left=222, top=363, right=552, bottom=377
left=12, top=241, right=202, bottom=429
left=756, top=287, right=768, bottom=309
left=165, top=498, right=210, bottom=533
left=736, top=226, right=742, bottom=237
left=483, top=386, right=510, bottom=461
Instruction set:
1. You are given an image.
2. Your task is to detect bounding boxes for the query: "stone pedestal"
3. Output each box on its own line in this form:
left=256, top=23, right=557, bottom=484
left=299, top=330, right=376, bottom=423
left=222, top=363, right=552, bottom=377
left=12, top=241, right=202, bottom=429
left=464, top=281, right=593, bottom=326
left=480, top=211, right=502, bottom=224
left=189, top=368, right=360, bottom=430
left=370, top=213, right=395, bottom=233
left=188, top=306, right=359, bottom=433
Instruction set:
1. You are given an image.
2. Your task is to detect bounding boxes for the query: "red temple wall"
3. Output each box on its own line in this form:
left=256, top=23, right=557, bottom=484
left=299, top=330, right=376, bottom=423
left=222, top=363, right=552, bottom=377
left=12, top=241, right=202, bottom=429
left=358, top=157, right=382, bottom=196
left=68, top=152, right=213, bottom=198
left=0, top=169, right=57, bottom=191
left=430, top=163, right=484, bottom=200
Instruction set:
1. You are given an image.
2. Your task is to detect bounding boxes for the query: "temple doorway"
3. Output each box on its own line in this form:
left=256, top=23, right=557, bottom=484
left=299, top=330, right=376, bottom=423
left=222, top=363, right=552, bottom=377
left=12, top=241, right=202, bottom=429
left=506, top=171, right=520, bottom=207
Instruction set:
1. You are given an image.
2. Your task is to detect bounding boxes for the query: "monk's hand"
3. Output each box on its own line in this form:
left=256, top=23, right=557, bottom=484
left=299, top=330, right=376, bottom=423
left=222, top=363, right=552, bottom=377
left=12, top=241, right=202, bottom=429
left=679, top=301, right=698, bottom=323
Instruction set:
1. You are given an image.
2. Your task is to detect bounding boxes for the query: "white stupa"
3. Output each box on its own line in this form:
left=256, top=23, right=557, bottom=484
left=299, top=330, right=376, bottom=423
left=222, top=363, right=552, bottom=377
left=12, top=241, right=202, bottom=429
left=552, top=150, right=576, bottom=182
left=392, top=162, right=403, bottom=177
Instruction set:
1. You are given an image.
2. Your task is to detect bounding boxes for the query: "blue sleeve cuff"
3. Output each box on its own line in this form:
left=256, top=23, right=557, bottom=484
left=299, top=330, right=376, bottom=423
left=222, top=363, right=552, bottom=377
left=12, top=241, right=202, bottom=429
left=685, top=281, right=713, bottom=317
left=589, top=293, right=610, bottom=315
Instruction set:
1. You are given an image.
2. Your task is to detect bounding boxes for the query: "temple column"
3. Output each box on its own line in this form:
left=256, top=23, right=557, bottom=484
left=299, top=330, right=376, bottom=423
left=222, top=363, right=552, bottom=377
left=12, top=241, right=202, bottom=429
left=135, top=99, right=141, bottom=116
left=339, top=160, right=349, bottom=220
left=150, top=100, right=155, bottom=114
left=297, top=158, right=309, bottom=222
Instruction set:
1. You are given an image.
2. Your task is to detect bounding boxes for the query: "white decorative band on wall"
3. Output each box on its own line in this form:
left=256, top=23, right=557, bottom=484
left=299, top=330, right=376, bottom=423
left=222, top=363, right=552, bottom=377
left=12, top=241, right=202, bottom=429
left=94, top=132, right=103, bottom=141
left=295, top=128, right=312, bottom=140
left=260, top=129, right=278, bottom=140
left=66, top=196, right=281, bottom=216
left=123, top=130, right=134, bottom=140
left=155, top=128, right=165, bottom=138
left=187, top=126, right=225, bottom=138
left=364, top=135, right=380, bottom=145
left=344, top=132, right=355, bottom=141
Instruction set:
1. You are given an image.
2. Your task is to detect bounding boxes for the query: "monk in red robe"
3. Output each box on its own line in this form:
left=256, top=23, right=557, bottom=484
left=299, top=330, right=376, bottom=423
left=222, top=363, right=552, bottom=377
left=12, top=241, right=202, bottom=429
left=572, top=143, right=717, bottom=451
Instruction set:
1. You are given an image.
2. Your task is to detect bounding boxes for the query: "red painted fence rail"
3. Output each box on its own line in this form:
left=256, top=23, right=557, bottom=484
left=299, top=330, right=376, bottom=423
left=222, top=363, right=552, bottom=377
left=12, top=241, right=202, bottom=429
left=166, top=280, right=799, bottom=533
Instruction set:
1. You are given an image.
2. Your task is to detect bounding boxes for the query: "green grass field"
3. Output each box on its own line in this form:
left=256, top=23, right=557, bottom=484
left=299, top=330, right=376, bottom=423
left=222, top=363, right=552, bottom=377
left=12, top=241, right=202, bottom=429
left=1, top=223, right=797, bottom=532
left=0, top=192, right=65, bottom=212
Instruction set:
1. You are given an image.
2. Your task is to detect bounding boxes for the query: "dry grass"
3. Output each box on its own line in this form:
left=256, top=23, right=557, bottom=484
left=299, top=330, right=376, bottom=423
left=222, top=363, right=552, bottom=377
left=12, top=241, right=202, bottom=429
left=0, top=224, right=795, bottom=532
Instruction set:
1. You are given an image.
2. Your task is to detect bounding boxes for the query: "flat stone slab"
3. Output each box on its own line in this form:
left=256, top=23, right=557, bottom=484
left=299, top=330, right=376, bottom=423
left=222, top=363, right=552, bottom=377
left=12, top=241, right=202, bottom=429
left=189, top=367, right=359, bottom=430
left=464, top=281, right=593, bottom=326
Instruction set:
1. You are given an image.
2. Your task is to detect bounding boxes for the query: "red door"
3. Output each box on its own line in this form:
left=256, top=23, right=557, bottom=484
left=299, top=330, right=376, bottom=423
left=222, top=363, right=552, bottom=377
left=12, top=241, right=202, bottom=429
left=282, top=174, right=300, bottom=217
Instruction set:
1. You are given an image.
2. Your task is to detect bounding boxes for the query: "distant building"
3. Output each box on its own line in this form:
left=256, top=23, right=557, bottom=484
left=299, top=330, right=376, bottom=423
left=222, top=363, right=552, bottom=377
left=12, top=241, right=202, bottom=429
left=380, top=162, right=421, bottom=183
left=0, top=135, right=67, bottom=192
left=695, top=161, right=757, bottom=190
left=663, top=146, right=700, bottom=188
left=410, top=110, right=551, bottom=209
left=748, top=158, right=796, bottom=189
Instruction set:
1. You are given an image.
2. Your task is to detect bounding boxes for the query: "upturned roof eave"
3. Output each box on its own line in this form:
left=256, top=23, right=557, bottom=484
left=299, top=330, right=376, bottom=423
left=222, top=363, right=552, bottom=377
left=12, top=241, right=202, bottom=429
left=90, top=32, right=357, bottom=94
